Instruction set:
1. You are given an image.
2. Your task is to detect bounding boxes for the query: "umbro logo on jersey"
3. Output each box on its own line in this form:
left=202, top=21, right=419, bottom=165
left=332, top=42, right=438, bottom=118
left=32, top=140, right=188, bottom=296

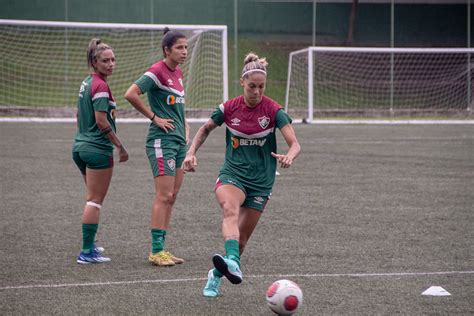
left=167, top=78, right=174, bottom=86
left=258, top=116, right=270, bottom=129
left=230, top=117, right=241, bottom=126
left=254, top=196, right=264, bottom=204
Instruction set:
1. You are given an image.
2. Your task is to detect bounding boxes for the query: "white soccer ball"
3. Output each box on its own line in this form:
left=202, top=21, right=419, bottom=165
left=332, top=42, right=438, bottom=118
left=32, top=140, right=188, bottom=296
left=266, top=279, right=303, bottom=315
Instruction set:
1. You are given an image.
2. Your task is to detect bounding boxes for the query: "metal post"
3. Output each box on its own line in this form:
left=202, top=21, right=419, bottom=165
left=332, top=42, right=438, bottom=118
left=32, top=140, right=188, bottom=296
left=390, top=0, right=394, bottom=115
left=312, top=0, right=316, bottom=46
left=64, top=0, right=69, bottom=107
left=222, top=28, right=229, bottom=101
left=467, top=0, right=472, bottom=113
left=150, top=0, right=155, bottom=62
left=234, top=0, right=238, bottom=97
left=308, top=48, right=314, bottom=122
left=284, top=53, right=293, bottom=113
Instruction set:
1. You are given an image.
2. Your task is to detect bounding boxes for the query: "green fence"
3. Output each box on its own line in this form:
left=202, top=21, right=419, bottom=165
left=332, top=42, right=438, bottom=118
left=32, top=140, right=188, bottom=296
left=0, top=0, right=472, bottom=112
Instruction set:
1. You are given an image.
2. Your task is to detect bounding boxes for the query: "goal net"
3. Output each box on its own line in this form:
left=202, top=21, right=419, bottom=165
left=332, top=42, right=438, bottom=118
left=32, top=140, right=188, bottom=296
left=0, top=19, right=228, bottom=118
left=285, top=47, right=473, bottom=121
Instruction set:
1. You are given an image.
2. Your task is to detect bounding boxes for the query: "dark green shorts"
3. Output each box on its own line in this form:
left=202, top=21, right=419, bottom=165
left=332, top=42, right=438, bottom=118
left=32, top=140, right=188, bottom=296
left=146, top=138, right=187, bottom=177
left=72, top=151, right=113, bottom=175
left=214, top=175, right=271, bottom=212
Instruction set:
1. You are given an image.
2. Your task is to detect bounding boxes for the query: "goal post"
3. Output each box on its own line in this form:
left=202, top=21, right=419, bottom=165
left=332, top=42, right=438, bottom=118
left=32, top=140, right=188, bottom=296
left=0, top=19, right=228, bottom=118
left=285, top=46, right=474, bottom=122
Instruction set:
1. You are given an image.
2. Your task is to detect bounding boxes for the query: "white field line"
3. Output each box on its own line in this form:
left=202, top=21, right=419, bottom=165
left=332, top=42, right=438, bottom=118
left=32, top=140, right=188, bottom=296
left=1, top=270, right=473, bottom=291
left=0, top=118, right=474, bottom=124
left=308, top=119, right=474, bottom=125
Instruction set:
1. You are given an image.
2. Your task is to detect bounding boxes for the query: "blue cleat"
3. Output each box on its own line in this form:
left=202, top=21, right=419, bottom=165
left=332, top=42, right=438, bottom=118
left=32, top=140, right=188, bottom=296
left=203, top=269, right=221, bottom=297
left=77, top=250, right=111, bottom=264
left=93, top=243, right=105, bottom=254
left=212, top=254, right=242, bottom=285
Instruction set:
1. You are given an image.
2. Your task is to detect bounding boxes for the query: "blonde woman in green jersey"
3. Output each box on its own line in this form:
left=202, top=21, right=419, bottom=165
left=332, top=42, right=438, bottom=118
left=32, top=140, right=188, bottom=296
left=73, top=38, right=128, bottom=264
left=184, top=53, right=301, bottom=297
left=125, top=28, right=189, bottom=266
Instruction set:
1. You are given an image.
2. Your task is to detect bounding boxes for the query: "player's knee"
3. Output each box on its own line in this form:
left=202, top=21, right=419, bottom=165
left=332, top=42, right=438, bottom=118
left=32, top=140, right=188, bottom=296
left=156, top=191, right=175, bottom=205
left=220, top=200, right=239, bottom=217
left=86, top=200, right=102, bottom=210
left=170, top=191, right=179, bottom=205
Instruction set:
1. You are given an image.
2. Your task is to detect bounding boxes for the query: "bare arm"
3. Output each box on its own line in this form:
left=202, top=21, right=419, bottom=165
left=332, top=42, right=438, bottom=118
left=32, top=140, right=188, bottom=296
left=182, top=119, right=218, bottom=172
left=124, top=83, right=175, bottom=133
left=95, top=111, right=128, bottom=162
left=271, top=123, right=301, bottom=168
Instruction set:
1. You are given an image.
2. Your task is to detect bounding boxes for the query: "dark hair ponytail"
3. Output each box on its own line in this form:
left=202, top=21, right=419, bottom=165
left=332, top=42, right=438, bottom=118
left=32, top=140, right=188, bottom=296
left=161, top=28, right=186, bottom=57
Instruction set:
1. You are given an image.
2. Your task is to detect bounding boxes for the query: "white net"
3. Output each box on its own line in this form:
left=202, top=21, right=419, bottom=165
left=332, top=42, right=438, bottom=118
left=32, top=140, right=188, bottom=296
left=0, top=20, right=227, bottom=118
left=286, top=47, right=473, bottom=119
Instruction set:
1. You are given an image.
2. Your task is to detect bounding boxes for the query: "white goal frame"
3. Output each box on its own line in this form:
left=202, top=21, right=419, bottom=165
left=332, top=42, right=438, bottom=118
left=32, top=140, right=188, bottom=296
left=285, top=46, right=473, bottom=122
left=0, top=19, right=228, bottom=117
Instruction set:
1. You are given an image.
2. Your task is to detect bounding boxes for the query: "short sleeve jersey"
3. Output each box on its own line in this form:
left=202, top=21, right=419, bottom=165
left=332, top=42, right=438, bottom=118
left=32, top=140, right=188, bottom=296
left=211, top=95, right=292, bottom=195
left=72, top=73, right=116, bottom=155
left=135, top=60, right=186, bottom=146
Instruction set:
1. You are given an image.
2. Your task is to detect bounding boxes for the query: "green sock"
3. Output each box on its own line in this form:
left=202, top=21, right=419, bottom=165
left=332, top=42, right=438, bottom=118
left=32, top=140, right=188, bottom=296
left=213, top=268, right=223, bottom=278
left=82, top=224, right=98, bottom=254
left=224, top=239, right=240, bottom=267
left=151, top=229, right=166, bottom=254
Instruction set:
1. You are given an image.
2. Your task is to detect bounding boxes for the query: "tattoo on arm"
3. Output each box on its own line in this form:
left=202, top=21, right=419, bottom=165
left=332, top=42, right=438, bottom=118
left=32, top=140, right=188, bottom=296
left=100, top=126, right=112, bottom=136
left=190, top=124, right=212, bottom=153
left=194, top=127, right=209, bottom=150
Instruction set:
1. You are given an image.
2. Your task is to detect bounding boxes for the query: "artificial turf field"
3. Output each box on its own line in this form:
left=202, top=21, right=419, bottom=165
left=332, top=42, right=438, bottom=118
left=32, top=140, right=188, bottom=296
left=1, top=122, right=473, bottom=315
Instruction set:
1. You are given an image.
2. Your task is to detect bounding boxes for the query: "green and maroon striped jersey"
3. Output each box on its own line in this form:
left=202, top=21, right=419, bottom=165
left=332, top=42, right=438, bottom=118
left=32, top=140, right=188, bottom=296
left=211, top=95, right=292, bottom=194
left=73, top=73, right=116, bottom=155
left=135, top=60, right=186, bottom=147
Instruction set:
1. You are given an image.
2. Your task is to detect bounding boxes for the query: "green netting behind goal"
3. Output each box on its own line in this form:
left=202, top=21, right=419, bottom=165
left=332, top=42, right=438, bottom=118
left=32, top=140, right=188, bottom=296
left=0, top=20, right=228, bottom=118
left=285, top=47, right=473, bottom=119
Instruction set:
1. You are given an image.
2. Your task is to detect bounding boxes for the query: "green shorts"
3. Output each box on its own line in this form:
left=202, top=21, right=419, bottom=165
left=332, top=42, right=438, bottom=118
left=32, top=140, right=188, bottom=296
left=146, top=138, right=187, bottom=177
left=72, top=151, right=113, bottom=175
left=214, top=175, right=271, bottom=212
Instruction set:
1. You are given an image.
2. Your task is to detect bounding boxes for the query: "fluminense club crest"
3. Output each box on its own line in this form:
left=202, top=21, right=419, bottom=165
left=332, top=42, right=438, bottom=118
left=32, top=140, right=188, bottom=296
left=258, top=116, right=270, bottom=129
left=167, top=159, right=176, bottom=170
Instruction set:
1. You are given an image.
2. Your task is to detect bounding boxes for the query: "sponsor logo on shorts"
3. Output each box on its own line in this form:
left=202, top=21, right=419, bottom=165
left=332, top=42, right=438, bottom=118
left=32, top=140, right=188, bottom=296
left=258, top=116, right=270, bottom=129
left=167, top=95, right=185, bottom=105
left=167, top=159, right=176, bottom=170
left=253, top=196, right=264, bottom=204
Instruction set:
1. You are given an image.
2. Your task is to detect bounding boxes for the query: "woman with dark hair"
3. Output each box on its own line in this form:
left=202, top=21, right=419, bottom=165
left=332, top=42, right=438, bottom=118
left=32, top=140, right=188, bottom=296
left=73, top=38, right=128, bottom=264
left=124, top=28, right=189, bottom=266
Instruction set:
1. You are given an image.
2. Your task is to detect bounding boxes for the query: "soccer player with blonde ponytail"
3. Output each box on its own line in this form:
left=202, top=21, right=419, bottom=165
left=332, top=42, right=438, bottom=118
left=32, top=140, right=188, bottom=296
left=183, top=52, right=301, bottom=297
left=73, top=38, right=128, bottom=264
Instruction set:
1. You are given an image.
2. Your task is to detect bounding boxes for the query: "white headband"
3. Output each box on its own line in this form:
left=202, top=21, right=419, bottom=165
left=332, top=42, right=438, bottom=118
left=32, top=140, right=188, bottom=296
left=241, top=68, right=267, bottom=78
